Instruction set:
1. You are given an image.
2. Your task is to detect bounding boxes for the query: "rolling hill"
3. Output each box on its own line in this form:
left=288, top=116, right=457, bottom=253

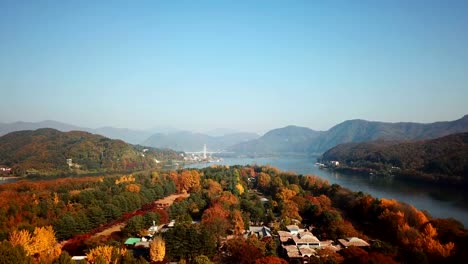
left=228, top=126, right=323, bottom=155
left=0, top=121, right=153, bottom=144
left=308, top=114, right=468, bottom=153
left=320, top=132, right=468, bottom=184
left=0, top=128, right=181, bottom=176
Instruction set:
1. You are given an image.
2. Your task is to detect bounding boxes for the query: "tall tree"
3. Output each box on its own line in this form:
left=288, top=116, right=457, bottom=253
left=150, top=237, right=166, bottom=262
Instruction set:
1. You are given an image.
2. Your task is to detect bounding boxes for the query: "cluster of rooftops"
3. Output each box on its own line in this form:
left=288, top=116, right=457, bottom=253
left=245, top=224, right=369, bottom=262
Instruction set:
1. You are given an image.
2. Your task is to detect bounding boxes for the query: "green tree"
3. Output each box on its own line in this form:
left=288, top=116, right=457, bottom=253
left=53, top=251, right=73, bottom=264
left=0, top=241, right=32, bottom=264
left=193, top=255, right=213, bottom=264
left=123, top=215, right=145, bottom=237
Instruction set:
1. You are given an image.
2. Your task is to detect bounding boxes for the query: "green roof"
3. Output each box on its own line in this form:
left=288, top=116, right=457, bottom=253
left=124, top=238, right=141, bottom=245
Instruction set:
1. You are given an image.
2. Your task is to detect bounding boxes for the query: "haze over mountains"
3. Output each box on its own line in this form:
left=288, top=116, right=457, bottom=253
left=229, top=115, right=468, bottom=155
left=0, top=121, right=258, bottom=150
left=142, top=131, right=259, bottom=152
left=227, top=126, right=323, bottom=155
left=1, top=115, right=467, bottom=155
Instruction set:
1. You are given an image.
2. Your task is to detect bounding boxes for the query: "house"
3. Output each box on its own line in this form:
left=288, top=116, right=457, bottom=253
left=338, top=237, right=370, bottom=248
left=148, top=220, right=158, bottom=235
left=278, top=231, right=292, bottom=243
left=292, top=231, right=321, bottom=248
left=124, top=237, right=141, bottom=247
left=71, top=256, right=87, bottom=263
left=280, top=228, right=340, bottom=263
left=286, top=225, right=300, bottom=235
left=331, top=161, right=340, bottom=167
left=245, top=226, right=272, bottom=239
left=134, top=241, right=150, bottom=248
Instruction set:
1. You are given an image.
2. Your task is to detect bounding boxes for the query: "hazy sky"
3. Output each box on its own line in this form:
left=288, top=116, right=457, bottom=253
left=1, top=0, right=467, bottom=133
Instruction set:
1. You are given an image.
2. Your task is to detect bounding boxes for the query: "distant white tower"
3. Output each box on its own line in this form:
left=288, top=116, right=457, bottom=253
left=203, top=144, right=207, bottom=159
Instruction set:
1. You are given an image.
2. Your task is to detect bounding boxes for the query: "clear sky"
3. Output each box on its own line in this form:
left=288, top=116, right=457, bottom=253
left=1, top=0, right=467, bottom=133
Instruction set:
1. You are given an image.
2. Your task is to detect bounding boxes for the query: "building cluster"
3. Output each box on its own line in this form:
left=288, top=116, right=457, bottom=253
left=279, top=225, right=369, bottom=263
left=124, top=220, right=162, bottom=249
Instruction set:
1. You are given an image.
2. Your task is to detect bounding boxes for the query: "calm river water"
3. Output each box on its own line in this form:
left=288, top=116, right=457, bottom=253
left=186, top=156, right=468, bottom=227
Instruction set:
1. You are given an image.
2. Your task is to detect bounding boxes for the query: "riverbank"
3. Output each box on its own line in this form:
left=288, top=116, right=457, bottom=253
left=185, top=156, right=468, bottom=227
left=330, top=166, right=468, bottom=187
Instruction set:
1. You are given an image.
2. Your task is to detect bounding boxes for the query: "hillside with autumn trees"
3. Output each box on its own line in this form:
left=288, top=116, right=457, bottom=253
left=0, top=128, right=182, bottom=176
left=0, top=165, right=467, bottom=263
left=321, top=132, right=468, bottom=185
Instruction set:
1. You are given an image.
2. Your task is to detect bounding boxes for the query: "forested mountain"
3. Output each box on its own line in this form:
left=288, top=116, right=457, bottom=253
left=228, top=115, right=468, bottom=155
left=308, top=114, right=468, bottom=153
left=142, top=131, right=259, bottom=152
left=0, top=120, right=85, bottom=136
left=228, top=126, right=323, bottom=155
left=0, top=128, right=181, bottom=176
left=321, top=132, right=468, bottom=184
left=0, top=121, right=153, bottom=144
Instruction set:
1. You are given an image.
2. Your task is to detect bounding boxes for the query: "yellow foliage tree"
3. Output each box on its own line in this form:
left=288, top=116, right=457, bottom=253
left=9, top=229, right=32, bottom=252
left=150, top=237, right=166, bottom=262
left=9, top=226, right=61, bottom=263
left=115, top=175, right=135, bottom=185
left=235, top=183, right=244, bottom=195
left=86, top=245, right=127, bottom=264
left=276, top=188, right=297, bottom=201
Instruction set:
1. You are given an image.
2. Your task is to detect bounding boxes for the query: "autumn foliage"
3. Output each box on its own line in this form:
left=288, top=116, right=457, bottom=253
left=9, top=226, right=61, bottom=263
left=150, top=237, right=166, bottom=262
left=86, top=245, right=127, bottom=264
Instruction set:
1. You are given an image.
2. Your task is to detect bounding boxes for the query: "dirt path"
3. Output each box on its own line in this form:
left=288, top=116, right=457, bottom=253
left=90, top=193, right=190, bottom=238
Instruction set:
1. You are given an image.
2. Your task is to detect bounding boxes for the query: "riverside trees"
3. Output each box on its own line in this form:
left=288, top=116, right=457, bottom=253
left=0, top=165, right=465, bottom=263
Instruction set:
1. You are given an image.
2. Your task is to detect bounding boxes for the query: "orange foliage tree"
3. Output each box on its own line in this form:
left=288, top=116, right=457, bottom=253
left=125, top=183, right=141, bottom=193
left=204, top=179, right=223, bottom=200
left=231, top=210, right=245, bottom=235
left=201, top=204, right=230, bottom=239
left=257, top=172, right=271, bottom=191
left=254, top=256, right=288, bottom=264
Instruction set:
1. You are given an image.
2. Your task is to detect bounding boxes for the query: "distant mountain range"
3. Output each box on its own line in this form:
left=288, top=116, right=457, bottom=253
left=320, top=132, right=468, bottom=184
left=228, top=126, right=322, bottom=155
left=142, top=131, right=259, bottom=152
left=308, top=114, right=468, bottom=153
left=0, top=120, right=153, bottom=144
left=228, top=115, right=468, bottom=155
left=0, top=121, right=259, bottom=151
left=0, top=128, right=181, bottom=176
left=2, top=115, right=467, bottom=155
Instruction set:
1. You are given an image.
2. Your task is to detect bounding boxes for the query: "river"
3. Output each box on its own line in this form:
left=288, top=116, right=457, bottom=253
left=185, top=156, right=468, bottom=227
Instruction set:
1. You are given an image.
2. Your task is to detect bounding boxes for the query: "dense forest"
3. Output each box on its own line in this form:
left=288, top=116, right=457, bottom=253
left=321, top=132, right=468, bottom=185
left=0, top=128, right=182, bottom=176
left=0, top=165, right=466, bottom=263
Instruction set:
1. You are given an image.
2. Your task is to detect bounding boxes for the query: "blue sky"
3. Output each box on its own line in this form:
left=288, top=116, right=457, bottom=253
left=0, top=0, right=467, bottom=133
